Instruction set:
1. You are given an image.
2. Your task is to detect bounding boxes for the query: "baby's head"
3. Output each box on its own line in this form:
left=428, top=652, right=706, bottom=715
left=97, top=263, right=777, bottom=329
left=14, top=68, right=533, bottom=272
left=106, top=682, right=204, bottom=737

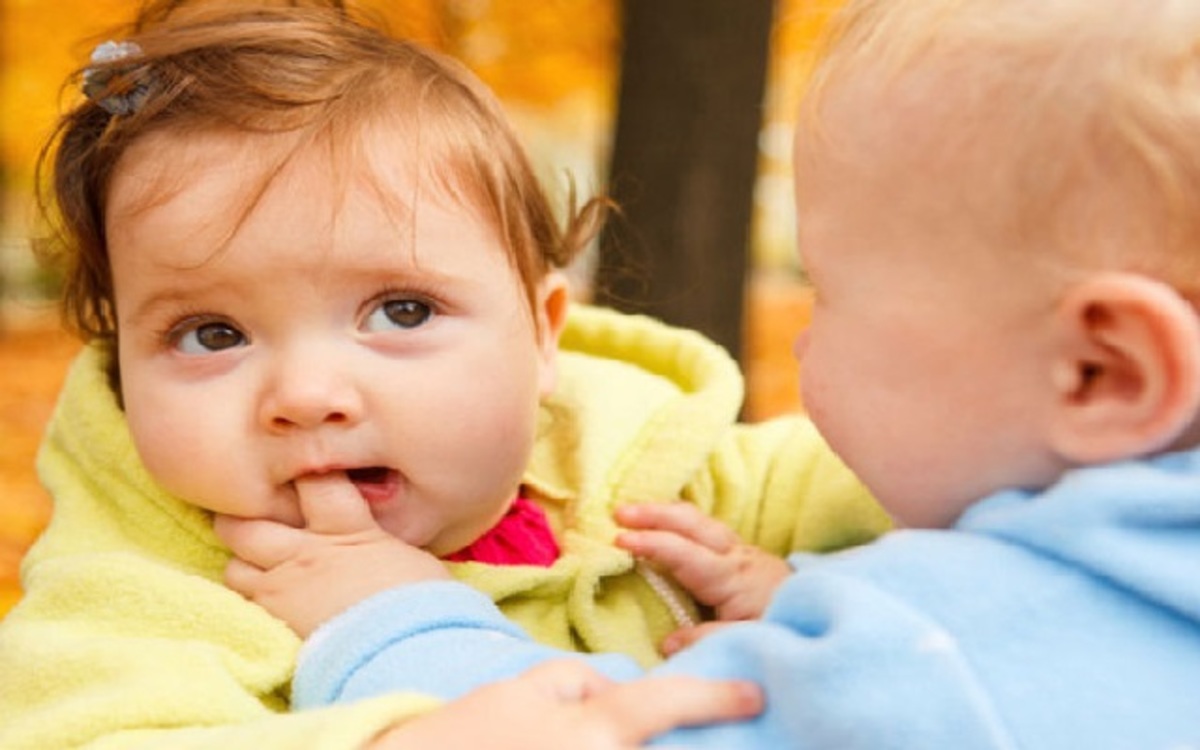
left=46, top=0, right=594, bottom=353
left=792, top=0, right=1200, bottom=527
left=40, top=0, right=601, bottom=554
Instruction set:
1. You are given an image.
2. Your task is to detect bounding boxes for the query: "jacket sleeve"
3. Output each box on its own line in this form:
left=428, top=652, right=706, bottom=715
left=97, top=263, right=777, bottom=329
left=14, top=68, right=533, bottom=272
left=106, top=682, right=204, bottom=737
left=682, top=414, right=891, bottom=557
left=0, top=551, right=441, bottom=750
left=291, top=575, right=1017, bottom=750
left=292, top=582, right=644, bottom=708
left=646, top=570, right=1018, bottom=748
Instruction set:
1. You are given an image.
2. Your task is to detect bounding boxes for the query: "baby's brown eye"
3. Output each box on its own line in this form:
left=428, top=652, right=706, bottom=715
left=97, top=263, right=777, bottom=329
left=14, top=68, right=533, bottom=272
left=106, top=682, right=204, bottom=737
left=176, top=322, right=246, bottom=354
left=385, top=300, right=431, bottom=327
left=365, top=299, right=433, bottom=331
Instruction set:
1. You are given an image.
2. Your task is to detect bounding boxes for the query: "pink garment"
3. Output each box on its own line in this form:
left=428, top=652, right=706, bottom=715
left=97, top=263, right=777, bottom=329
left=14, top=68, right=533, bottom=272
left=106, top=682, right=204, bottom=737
left=443, top=496, right=561, bottom=567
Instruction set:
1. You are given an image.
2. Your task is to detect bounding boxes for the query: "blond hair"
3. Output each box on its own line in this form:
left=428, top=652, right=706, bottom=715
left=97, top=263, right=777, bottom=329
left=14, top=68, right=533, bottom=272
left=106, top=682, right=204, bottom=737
left=801, top=0, right=1200, bottom=279
left=38, top=0, right=604, bottom=348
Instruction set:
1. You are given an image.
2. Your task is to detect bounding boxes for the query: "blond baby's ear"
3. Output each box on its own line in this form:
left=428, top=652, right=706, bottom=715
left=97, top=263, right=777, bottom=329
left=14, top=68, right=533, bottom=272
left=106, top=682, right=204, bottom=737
left=1048, top=273, right=1200, bottom=464
left=534, top=271, right=571, bottom=397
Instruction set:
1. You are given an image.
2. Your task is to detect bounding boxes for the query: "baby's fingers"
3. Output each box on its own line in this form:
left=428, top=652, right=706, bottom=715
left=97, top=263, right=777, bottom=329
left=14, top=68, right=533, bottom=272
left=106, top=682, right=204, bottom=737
left=222, top=554, right=267, bottom=599
left=615, top=502, right=739, bottom=553
left=294, top=472, right=376, bottom=535
left=213, top=514, right=304, bottom=570
left=589, top=674, right=763, bottom=743
left=617, top=527, right=717, bottom=571
left=521, top=661, right=762, bottom=745
left=616, top=526, right=734, bottom=598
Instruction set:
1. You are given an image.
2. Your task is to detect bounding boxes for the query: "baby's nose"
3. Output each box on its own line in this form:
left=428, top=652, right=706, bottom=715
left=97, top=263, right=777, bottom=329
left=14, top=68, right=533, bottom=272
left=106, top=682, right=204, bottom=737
left=259, top=357, right=363, bottom=431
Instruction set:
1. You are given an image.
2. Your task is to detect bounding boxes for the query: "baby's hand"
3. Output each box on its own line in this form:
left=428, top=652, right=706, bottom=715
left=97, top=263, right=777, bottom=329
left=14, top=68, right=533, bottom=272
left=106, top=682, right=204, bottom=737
left=214, top=473, right=449, bottom=637
left=369, top=660, right=762, bottom=749
left=615, top=502, right=790, bottom=644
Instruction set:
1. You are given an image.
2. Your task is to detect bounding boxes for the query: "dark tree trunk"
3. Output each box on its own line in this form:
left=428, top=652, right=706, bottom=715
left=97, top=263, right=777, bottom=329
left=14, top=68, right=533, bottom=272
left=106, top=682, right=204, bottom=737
left=594, top=1, right=776, bottom=362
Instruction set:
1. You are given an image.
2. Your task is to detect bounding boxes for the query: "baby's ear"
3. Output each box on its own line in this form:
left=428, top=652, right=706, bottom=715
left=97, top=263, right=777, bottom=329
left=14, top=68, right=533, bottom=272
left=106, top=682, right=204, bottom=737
left=1048, top=273, right=1200, bottom=463
left=534, top=271, right=571, bottom=396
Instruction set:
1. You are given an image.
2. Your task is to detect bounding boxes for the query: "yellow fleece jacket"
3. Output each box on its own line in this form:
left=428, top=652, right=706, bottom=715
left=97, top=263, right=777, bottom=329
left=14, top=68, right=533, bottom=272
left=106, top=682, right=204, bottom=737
left=0, top=305, right=888, bottom=749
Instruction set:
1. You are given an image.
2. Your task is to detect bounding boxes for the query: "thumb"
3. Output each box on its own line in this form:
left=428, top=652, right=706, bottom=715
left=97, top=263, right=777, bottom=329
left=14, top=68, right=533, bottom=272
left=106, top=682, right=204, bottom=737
left=294, top=472, right=377, bottom=535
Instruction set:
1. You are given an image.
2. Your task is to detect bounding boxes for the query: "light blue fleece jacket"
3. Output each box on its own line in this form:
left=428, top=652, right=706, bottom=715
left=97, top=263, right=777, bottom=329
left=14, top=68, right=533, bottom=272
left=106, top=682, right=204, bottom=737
left=294, top=449, right=1200, bottom=749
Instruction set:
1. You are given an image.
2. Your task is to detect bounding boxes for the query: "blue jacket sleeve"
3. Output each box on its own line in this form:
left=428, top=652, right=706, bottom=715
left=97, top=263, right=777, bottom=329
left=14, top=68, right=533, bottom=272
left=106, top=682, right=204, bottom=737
left=295, top=576, right=1018, bottom=749
left=291, top=581, right=643, bottom=709
left=645, top=571, right=1017, bottom=748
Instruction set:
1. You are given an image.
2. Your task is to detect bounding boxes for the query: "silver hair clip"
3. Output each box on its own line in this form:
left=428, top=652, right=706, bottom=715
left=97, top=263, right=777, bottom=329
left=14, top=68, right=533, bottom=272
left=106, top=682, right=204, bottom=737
left=82, top=40, right=153, bottom=116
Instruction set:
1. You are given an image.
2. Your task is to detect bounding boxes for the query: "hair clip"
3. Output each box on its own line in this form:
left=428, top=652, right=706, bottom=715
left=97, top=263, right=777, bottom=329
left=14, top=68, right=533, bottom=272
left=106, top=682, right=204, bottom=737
left=82, top=40, right=153, bottom=116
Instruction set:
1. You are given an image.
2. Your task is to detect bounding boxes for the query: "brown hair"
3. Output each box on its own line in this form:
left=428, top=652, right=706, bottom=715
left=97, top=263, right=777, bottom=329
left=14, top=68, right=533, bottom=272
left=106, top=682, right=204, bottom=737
left=37, top=0, right=605, bottom=350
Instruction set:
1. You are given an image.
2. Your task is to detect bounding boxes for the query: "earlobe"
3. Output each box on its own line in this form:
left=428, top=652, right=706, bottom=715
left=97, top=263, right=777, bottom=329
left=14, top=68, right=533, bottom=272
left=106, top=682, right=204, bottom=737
left=534, top=272, right=571, bottom=397
left=1049, top=273, right=1200, bottom=464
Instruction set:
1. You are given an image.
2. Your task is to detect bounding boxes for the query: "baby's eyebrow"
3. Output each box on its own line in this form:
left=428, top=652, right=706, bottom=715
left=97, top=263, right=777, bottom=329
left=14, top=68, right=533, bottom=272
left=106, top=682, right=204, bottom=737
left=123, top=283, right=218, bottom=328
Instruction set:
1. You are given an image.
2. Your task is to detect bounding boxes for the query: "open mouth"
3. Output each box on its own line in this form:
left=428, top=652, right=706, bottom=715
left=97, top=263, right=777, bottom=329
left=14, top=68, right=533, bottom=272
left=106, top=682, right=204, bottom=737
left=345, top=466, right=399, bottom=504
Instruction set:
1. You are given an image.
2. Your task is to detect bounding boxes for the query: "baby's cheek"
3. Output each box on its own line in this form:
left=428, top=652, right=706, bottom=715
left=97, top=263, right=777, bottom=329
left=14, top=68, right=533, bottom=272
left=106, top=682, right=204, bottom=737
left=125, top=408, right=172, bottom=475
left=125, top=404, right=232, bottom=512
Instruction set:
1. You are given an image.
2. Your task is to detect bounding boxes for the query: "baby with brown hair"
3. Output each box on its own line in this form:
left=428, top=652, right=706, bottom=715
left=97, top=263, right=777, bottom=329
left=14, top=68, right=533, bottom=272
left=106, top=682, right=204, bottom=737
left=0, top=2, right=883, bottom=747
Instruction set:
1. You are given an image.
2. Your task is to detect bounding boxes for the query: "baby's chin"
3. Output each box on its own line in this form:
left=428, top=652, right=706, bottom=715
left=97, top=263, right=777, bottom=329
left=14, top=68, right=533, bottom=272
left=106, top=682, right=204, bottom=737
left=382, top=517, right=487, bottom=559
left=370, top=489, right=516, bottom=557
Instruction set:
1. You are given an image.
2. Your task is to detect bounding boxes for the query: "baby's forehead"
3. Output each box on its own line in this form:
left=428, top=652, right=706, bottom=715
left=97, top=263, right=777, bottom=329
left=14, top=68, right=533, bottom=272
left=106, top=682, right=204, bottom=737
left=799, top=74, right=1176, bottom=281
left=795, top=71, right=996, bottom=205
left=109, top=123, right=484, bottom=233
left=106, top=129, right=510, bottom=288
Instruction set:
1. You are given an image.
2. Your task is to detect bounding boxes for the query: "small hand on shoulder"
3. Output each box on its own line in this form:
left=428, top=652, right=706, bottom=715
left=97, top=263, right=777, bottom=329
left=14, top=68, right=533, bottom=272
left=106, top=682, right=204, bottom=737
left=615, top=502, right=791, bottom=654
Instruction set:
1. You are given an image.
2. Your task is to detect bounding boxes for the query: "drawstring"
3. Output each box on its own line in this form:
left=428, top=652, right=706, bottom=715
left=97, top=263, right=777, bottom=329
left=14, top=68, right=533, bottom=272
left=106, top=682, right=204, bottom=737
left=635, top=560, right=697, bottom=630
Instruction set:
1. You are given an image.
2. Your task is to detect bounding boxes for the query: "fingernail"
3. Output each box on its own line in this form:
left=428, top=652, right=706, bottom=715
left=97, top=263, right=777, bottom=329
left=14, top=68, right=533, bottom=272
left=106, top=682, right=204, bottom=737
left=735, top=682, right=765, bottom=711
